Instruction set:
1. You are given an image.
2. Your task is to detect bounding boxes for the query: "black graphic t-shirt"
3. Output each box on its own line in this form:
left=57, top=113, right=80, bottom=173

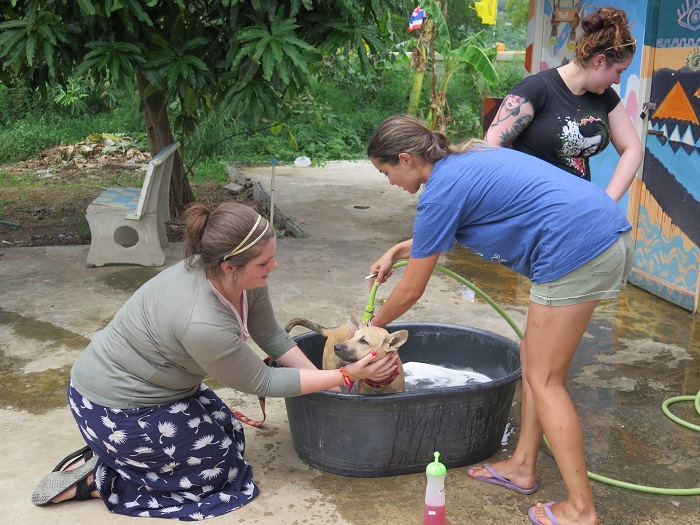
left=509, top=68, right=621, bottom=181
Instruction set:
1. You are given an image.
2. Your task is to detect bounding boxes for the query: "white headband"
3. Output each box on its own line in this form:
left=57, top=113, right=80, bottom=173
left=222, top=215, right=269, bottom=260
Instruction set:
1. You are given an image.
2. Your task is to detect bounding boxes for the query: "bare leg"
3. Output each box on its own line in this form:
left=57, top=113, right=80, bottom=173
left=468, top=336, right=541, bottom=491
left=470, top=300, right=598, bottom=524
left=525, top=300, right=598, bottom=525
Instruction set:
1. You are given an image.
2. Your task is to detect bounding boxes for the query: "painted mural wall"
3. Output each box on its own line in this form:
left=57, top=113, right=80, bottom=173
left=525, top=0, right=699, bottom=312
left=626, top=0, right=700, bottom=312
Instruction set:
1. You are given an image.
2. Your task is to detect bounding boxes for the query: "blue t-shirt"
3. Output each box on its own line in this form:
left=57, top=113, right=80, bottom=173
left=411, top=148, right=631, bottom=283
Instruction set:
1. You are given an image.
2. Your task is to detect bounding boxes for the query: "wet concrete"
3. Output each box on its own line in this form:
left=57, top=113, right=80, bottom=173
left=442, top=245, right=700, bottom=503
left=1, top=161, right=699, bottom=524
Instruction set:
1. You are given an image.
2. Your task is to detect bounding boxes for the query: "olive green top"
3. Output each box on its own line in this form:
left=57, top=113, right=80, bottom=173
left=71, top=261, right=300, bottom=408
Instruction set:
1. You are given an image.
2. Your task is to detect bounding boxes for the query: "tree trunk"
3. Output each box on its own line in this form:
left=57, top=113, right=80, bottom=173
left=407, top=65, right=427, bottom=116
left=427, top=61, right=456, bottom=131
left=407, top=21, right=433, bottom=117
left=136, top=71, right=194, bottom=218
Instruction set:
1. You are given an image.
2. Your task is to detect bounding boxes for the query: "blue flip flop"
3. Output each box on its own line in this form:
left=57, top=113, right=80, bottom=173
left=528, top=501, right=561, bottom=525
left=468, top=463, right=539, bottom=494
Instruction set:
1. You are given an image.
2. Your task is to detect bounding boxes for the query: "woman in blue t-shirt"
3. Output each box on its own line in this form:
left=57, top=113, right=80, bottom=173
left=485, top=6, right=642, bottom=202
left=366, top=114, right=633, bottom=525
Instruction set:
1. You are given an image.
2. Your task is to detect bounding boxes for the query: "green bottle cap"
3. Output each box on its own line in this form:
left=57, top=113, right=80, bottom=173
left=426, top=451, right=446, bottom=476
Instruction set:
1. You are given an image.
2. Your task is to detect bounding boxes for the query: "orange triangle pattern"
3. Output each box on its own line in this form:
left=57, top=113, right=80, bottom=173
left=652, top=81, right=699, bottom=124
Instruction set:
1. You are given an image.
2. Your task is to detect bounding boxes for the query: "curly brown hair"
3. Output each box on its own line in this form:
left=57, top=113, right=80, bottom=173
left=574, top=6, right=635, bottom=66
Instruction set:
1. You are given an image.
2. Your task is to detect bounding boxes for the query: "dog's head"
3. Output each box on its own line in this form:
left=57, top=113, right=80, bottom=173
left=334, top=313, right=409, bottom=363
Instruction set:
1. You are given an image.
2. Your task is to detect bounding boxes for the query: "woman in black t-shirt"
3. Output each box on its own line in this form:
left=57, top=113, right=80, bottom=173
left=485, top=6, right=642, bottom=202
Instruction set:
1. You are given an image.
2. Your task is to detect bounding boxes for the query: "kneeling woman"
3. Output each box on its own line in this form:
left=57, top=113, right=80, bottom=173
left=33, top=202, right=396, bottom=520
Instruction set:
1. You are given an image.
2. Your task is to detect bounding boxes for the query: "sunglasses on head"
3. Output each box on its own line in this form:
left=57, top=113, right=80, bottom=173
left=602, top=39, right=636, bottom=54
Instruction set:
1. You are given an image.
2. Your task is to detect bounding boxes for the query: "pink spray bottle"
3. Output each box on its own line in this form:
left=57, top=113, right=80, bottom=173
left=423, top=451, right=446, bottom=525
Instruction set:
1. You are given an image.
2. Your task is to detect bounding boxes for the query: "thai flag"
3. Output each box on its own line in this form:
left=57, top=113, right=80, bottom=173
left=408, top=6, right=425, bottom=32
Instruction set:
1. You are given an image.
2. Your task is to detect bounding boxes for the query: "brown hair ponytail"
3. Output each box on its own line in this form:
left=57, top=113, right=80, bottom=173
left=183, top=202, right=274, bottom=278
left=367, top=114, right=489, bottom=166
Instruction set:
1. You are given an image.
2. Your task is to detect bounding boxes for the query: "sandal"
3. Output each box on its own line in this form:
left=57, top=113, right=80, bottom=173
left=31, top=446, right=97, bottom=506
left=73, top=476, right=98, bottom=501
left=53, top=445, right=94, bottom=471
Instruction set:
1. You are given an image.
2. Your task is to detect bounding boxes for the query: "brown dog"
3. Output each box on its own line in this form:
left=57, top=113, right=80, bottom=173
left=285, top=314, right=409, bottom=394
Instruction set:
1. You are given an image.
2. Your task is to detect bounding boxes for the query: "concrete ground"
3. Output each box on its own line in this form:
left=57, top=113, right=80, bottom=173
left=1, top=161, right=698, bottom=524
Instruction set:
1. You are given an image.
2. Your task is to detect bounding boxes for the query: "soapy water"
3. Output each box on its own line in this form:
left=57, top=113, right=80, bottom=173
left=403, top=362, right=493, bottom=391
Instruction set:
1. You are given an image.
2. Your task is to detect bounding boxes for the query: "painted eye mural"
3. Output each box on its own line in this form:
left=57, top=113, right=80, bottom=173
left=678, top=0, right=700, bottom=31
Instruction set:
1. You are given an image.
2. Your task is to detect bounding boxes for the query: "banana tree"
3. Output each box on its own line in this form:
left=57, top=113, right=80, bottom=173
left=406, top=14, right=434, bottom=116
left=407, top=0, right=498, bottom=130
left=427, top=30, right=498, bottom=130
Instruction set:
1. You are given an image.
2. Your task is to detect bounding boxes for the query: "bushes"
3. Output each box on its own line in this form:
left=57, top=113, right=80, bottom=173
left=0, top=55, right=523, bottom=171
left=0, top=80, right=143, bottom=164
left=185, top=59, right=414, bottom=171
left=0, top=107, right=144, bottom=163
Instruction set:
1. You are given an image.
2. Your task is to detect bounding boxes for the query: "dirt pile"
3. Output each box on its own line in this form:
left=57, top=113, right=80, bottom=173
left=0, top=141, right=258, bottom=248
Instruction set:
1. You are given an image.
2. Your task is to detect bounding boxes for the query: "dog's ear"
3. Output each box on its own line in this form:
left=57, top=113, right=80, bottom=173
left=350, top=313, right=363, bottom=329
left=386, top=330, right=409, bottom=350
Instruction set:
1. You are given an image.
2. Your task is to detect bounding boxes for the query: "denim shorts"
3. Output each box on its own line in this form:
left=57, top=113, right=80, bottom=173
left=530, top=231, right=634, bottom=306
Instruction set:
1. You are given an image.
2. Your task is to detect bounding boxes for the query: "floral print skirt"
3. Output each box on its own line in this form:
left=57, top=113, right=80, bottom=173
left=68, top=381, right=258, bottom=520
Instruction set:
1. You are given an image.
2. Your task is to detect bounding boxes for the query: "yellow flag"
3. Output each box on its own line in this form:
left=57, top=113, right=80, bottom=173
left=473, top=0, right=497, bottom=25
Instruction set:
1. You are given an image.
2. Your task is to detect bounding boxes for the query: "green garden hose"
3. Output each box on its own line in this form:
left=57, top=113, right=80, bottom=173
left=362, top=260, right=523, bottom=338
left=364, top=260, right=700, bottom=496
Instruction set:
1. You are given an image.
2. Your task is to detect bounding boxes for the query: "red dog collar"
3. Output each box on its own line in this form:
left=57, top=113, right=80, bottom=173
left=362, top=367, right=400, bottom=389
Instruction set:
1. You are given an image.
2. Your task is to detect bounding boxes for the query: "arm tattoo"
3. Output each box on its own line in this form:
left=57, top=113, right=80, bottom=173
left=499, top=116, right=532, bottom=147
left=508, top=115, right=532, bottom=144
left=512, top=114, right=532, bottom=132
left=492, top=95, right=528, bottom=125
left=490, top=96, right=532, bottom=147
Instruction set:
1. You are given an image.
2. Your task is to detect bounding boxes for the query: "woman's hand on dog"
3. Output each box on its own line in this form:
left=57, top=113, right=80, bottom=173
left=345, top=351, right=399, bottom=382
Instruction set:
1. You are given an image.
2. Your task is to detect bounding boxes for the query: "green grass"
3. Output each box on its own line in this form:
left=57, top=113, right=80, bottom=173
left=104, top=170, right=148, bottom=188
left=0, top=170, right=25, bottom=186
left=0, top=102, right=144, bottom=165
left=0, top=165, right=147, bottom=191
left=189, top=158, right=229, bottom=183
left=51, top=209, right=71, bottom=219
left=71, top=217, right=92, bottom=242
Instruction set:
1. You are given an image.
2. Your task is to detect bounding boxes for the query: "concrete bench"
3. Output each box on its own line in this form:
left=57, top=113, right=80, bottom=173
left=85, top=142, right=180, bottom=267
